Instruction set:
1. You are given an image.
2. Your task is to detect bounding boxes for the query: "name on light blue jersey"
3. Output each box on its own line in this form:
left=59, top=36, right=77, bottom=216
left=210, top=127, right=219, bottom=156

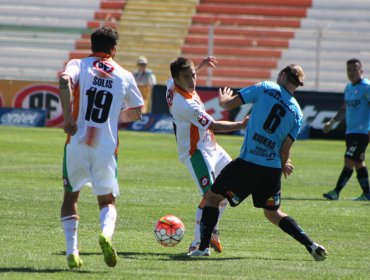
left=238, top=81, right=303, bottom=169
left=344, top=78, right=370, bottom=134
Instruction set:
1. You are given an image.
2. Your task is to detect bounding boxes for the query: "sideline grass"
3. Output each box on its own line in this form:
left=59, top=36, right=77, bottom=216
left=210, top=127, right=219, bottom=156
left=0, top=126, right=369, bottom=280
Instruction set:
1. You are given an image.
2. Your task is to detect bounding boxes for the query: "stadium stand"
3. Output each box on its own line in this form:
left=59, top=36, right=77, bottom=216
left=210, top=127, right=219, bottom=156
left=0, top=0, right=125, bottom=81
left=2, top=0, right=370, bottom=93
left=113, top=0, right=198, bottom=84
left=183, top=0, right=370, bottom=92
left=182, top=0, right=312, bottom=88
left=274, top=0, right=370, bottom=92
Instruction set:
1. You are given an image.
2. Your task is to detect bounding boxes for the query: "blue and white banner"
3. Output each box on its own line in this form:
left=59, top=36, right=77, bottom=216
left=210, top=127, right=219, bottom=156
left=0, top=107, right=46, bottom=127
left=124, top=114, right=174, bottom=134
left=151, top=85, right=345, bottom=139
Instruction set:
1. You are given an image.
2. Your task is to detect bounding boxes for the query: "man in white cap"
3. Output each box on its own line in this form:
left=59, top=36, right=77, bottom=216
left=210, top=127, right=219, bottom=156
left=133, top=56, right=157, bottom=113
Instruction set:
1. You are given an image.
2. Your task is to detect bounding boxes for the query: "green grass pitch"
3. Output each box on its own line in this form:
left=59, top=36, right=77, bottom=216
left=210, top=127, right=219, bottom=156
left=0, top=126, right=369, bottom=279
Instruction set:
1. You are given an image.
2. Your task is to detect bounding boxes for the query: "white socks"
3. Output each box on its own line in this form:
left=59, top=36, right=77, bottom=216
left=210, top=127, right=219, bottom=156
left=193, top=207, right=203, bottom=244
left=193, top=199, right=228, bottom=245
left=100, top=205, right=117, bottom=239
left=61, top=205, right=117, bottom=257
left=61, top=215, right=79, bottom=256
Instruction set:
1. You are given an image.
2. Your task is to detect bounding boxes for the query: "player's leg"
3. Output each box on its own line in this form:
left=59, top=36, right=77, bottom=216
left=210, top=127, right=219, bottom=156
left=353, top=135, right=370, bottom=200
left=256, top=166, right=327, bottom=261
left=264, top=209, right=328, bottom=261
left=211, top=145, right=232, bottom=252
left=354, top=163, right=370, bottom=200
left=184, top=150, right=215, bottom=252
left=189, top=197, right=205, bottom=252
left=189, top=159, right=250, bottom=257
left=61, top=143, right=89, bottom=269
left=61, top=191, right=83, bottom=269
left=324, top=135, right=357, bottom=200
left=188, top=190, right=223, bottom=256
left=97, top=193, right=118, bottom=267
left=91, top=151, right=119, bottom=267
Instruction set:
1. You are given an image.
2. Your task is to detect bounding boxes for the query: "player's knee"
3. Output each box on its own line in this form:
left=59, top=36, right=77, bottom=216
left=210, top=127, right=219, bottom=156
left=263, top=208, right=284, bottom=225
left=97, top=193, right=115, bottom=209
left=204, top=190, right=223, bottom=208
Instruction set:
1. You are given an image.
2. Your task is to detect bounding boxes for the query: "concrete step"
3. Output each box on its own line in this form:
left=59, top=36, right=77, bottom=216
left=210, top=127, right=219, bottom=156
left=0, top=46, right=69, bottom=60
left=0, top=66, right=58, bottom=81
left=0, top=35, right=75, bottom=49
left=0, top=0, right=100, bottom=8
left=0, top=15, right=88, bottom=29
left=0, top=5, right=95, bottom=19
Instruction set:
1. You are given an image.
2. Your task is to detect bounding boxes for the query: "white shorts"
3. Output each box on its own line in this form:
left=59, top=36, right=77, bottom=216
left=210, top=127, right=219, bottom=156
left=183, top=144, right=231, bottom=195
left=63, top=142, right=120, bottom=197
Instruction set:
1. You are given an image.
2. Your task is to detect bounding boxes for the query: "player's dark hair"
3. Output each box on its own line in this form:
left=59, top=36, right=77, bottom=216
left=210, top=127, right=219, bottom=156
left=347, top=58, right=362, bottom=67
left=91, top=26, right=119, bottom=54
left=170, top=57, right=194, bottom=79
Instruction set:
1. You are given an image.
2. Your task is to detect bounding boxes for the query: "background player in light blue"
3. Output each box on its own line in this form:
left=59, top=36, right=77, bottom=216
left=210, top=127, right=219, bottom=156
left=323, top=58, right=370, bottom=201
left=188, top=64, right=328, bottom=261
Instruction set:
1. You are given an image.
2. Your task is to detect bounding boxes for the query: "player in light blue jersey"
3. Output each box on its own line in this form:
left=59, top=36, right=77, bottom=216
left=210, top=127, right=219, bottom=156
left=323, top=58, right=370, bottom=201
left=188, top=64, right=328, bottom=261
left=238, top=80, right=302, bottom=169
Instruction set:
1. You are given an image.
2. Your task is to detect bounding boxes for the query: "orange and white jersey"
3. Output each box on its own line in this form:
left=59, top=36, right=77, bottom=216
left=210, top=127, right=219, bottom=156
left=166, top=79, right=216, bottom=162
left=61, top=53, right=144, bottom=154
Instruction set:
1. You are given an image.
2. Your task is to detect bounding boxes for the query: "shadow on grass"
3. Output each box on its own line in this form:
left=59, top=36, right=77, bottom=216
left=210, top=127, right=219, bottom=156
left=283, top=197, right=329, bottom=201
left=284, top=197, right=370, bottom=203
left=54, top=251, right=310, bottom=262
left=120, top=251, right=248, bottom=261
left=54, top=250, right=245, bottom=261
left=0, top=267, right=93, bottom=274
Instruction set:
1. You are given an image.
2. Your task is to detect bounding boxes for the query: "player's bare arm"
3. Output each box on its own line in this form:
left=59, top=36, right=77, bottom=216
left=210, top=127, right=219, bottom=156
left=208, top=115, right=249, bottom=132
left=119, top=107, right=142, bottom=123
left=59, top=74, right=77, bottom=135
left=218, top=87, right=243, bottom=110
left=280, top=137, right=294, bottom=178
left=323, top=104, right=345, bottom=133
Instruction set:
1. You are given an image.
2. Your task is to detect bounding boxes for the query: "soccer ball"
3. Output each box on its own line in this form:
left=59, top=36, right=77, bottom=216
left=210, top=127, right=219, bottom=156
left=154, top=214, right=185, bottom=247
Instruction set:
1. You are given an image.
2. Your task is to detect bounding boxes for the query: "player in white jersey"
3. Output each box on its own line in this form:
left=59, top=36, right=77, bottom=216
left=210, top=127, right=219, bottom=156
left=59, top=26, right=144, bottom=269
left=166, top=57, right=248, bottom=253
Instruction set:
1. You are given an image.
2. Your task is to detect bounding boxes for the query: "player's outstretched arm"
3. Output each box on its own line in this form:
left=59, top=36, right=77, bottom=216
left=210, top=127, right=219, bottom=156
left=208, top=115, right=249, bottom=132
left=323, top=104, right=345, bottom=133
left=119, top=107, right=142, bottom=123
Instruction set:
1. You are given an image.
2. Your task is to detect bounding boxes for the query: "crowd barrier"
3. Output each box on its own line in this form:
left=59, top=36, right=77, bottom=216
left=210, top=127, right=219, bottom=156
left=0, top=80, right=345, bottom=139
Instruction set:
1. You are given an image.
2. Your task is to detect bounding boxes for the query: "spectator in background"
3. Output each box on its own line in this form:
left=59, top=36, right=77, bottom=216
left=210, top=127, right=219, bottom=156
left=322, top=58, right=370, bottom=201
left=133, top=56, right=157, bottom=113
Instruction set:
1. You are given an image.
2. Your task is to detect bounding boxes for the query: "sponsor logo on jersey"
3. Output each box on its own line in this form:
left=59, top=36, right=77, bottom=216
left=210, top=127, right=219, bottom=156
left=346, top=99, right=360, bottom=108
left=63, top=177, right=72, bottom=189
left=13, top=84, right=62, bottom=127
left=166, top=89, right=173, bottom=107
left=200, top=176, right=210, bottom=187
left=226, top=191, right=241, bottom=206
left=197, top=115, right=209, bottom=127
left=265, top=195, right=280, bottom=207
left=93, top=60, right=114, bottom=78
